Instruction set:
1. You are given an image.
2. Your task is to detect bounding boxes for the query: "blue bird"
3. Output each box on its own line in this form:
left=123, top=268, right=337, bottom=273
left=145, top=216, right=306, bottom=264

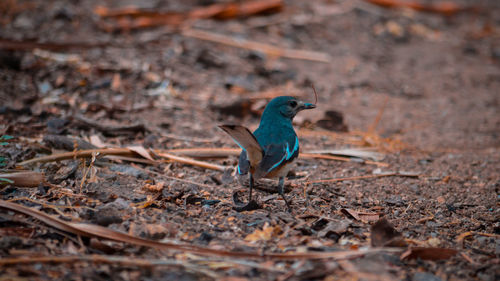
left=219, top=96, right=316, bottom=211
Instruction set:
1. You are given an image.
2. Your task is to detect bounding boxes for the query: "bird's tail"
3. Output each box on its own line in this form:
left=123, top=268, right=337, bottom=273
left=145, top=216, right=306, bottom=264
left=218, top=125, right=263, bottom=168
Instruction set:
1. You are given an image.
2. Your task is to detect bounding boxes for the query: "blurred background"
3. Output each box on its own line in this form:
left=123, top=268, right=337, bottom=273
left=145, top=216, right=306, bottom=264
left=1, top=0, right=498, bottom=151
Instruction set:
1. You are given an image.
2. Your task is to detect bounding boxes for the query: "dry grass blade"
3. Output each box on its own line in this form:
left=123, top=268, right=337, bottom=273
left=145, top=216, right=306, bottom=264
left=300, top=153, right=388, bottom=167
left=18, top=147, right=224, bottom=172
left=0, top=200, right=401, bottom=260
left=182, top=28, right=332, bottom=63
left=368, top=96, right=389, bottom=135
left=164, top=148, right=241, bottom=158
left=363, top=0, right=465, bottom=16
left=95, top=0, right=282, bottom=19
left=306, top=148, right=385, bottom=161
left=0, top=171, right=45, bottom=187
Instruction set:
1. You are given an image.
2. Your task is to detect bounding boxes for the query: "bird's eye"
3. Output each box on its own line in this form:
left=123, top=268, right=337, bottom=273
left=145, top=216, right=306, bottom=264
left=289, top=101, right=297, bottom=107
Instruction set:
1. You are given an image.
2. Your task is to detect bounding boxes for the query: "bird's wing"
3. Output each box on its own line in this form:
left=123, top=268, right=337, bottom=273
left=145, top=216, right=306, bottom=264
left=255, top=135, right=299, bottom=178
left=218, top=125, right=263, bottom=169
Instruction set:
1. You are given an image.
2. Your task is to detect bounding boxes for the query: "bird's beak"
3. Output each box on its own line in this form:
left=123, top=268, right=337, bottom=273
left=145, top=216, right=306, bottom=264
left=298, top=101, right=316, bottom=110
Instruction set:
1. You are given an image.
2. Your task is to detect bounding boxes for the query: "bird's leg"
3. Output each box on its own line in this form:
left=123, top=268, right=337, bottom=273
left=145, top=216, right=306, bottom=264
left=278, top=177, right=292, bottom=212
left=248, top=173, right=254, bottom=202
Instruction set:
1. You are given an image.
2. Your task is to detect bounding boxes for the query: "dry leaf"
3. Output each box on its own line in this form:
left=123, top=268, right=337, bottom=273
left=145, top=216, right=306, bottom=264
left=127, top=146, right=155, bottom=161
left=244, top=223, right=282, bottom=243
left=143, top=181, right=165, bottom=192
left=341, top=208, right=361, bottom=221
left=309, top=149, right=385, bottom=161
left=370, top=218, right=407, bottom=247
left=89, top=135, right=107, bottom=148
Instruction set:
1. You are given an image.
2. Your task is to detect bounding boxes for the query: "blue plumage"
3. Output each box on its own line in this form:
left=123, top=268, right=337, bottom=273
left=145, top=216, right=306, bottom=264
left=219, top=96, right=316, bottom=211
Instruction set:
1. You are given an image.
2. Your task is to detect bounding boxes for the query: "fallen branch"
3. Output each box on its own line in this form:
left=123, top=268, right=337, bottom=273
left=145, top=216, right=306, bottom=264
left=96, top=0, right=282, bottom=20
left=17, top=147, right=227, bottom=172
left=156, top=151, right=228, bottom=172
left=0, top=200, right=401, bottom=260
left=95, top=0, right=283, bottom=31
left=181, top=28, right=332, bottom=63
left=165, top=147, right=240, bottom=158
left=18, top=146, right=387, bottom=171
left=300, top=153, right=388, bottom=167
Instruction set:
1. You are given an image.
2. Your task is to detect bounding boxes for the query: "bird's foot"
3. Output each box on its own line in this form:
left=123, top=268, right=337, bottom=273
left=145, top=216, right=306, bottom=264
left=232, top=190, right=261, bottom=212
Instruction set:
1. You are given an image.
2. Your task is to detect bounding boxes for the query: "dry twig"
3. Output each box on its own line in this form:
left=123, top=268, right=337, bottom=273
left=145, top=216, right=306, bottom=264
left=156, top=151, right=229, bottom=172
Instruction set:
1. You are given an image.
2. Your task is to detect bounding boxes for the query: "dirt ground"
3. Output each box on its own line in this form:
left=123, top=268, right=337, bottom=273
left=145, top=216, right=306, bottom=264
left=0, top=0, right=499, bottom=280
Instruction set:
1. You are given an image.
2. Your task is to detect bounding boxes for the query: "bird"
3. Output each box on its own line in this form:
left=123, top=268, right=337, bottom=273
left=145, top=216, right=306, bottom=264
left=219, top=96, right=316, bottom=211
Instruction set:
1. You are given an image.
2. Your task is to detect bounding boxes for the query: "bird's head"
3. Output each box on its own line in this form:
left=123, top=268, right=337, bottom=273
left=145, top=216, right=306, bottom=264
left=262, top=96, right=316, bottom=121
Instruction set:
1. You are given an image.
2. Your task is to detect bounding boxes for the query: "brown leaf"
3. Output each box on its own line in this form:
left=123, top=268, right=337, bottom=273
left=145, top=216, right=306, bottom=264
left=341, top=208, right=361, bottom=220
left=400, top=247, right=458, bottom=261
left=244, top=222, right=282, bottom=243
left=317, top=220, right=352, bottom=239
left=370, top=218, right=407, bottom=247
left=142, top=181, right=165, bottom=192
